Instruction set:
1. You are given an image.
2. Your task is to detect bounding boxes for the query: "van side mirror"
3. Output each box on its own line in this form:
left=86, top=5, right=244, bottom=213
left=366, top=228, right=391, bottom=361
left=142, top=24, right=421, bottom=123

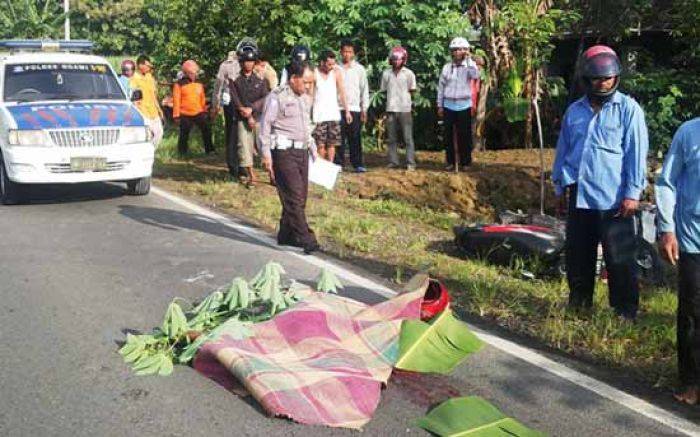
left=131, top=89, right=143, bottom=102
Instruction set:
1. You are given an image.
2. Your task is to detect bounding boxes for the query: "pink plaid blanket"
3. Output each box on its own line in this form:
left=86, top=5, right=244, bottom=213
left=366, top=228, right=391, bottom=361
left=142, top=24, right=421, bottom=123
left=194, top=286, right=424, bottom=429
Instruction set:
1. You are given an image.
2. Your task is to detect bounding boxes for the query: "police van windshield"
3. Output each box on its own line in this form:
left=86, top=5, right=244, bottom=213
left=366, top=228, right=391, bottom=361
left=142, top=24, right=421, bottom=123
left=3, top=63, right=125, bottom=103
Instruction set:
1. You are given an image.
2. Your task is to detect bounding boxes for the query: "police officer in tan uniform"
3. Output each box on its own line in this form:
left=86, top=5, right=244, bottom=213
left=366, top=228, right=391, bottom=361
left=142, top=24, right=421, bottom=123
left=259, top=60, right=319, bottom=254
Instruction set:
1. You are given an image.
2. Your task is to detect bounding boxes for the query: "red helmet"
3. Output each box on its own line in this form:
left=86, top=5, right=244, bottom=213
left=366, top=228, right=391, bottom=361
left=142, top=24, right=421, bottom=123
left=389, top=46, right=408, bottom=63
left=580, top=45, right=621, bottom=98
left=419, top=279, right=451, bottom=321
left=181, top=59, right=200, bottom=75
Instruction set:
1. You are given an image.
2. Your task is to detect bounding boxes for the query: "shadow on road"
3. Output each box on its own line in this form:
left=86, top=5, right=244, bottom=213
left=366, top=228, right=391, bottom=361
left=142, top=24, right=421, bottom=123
left=13, top=182, right=127, bottom=205
left=118, top=204, right=270, bottom=249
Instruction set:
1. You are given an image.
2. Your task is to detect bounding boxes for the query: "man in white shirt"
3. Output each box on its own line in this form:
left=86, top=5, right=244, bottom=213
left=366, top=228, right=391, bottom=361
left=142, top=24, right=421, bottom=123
left=336, top=39, right=370, bottom=173
left=311, top=50, right=351, bottom=164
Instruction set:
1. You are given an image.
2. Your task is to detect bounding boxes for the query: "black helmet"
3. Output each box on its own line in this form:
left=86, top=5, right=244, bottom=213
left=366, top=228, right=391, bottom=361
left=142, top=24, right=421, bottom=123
left=237, top=38, right=259, bottom=62
left=580, top=45, right=621, bottom=98
left=290, top=44, right=311, bottom=62
left=238, top=46, right=259, bottom=62
left=236, top=37, right=258, bottom=53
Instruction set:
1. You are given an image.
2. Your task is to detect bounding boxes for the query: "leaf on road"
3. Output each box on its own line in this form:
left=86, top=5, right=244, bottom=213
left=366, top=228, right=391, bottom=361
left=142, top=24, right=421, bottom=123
left=315, top=268, right=344, bottom=293
left=395, top=307, right=483, bottom=374
left=161, top=302, right=188, bottom=340
left=416, top=396, right=546, bottom=437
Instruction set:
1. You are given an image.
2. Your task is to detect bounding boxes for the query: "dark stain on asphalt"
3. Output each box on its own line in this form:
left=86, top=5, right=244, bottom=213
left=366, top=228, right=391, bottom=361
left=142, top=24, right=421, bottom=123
left=390, top=370, right=463, bottom=408
left=121, top=388, right=149, bottom=401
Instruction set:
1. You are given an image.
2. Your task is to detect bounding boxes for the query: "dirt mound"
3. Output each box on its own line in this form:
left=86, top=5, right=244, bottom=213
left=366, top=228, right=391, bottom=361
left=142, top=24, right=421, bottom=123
left=343, top=149, right=556, bottom=220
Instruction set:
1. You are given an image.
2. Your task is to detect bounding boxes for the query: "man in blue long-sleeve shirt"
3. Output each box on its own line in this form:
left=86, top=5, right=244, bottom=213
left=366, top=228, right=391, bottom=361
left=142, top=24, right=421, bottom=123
left=552, top=45, right=649, bottom=320
left=656, top=118, right=700, bottom=405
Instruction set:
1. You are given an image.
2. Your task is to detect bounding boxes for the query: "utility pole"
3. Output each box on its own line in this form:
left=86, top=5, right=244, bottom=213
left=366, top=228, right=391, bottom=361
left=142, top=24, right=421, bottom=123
left=64, top=0, right=70, bottom=40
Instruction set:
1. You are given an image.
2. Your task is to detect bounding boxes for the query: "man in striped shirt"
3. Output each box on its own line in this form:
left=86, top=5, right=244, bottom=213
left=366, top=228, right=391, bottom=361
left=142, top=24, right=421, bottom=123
left=436, top=37, right=480, bottom=171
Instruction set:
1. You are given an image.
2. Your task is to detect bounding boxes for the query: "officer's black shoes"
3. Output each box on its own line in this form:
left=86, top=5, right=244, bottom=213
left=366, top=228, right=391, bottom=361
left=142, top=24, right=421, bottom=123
left=303, top=243, right=320, bottom=255
left=278, top=237, right=303, bottom=248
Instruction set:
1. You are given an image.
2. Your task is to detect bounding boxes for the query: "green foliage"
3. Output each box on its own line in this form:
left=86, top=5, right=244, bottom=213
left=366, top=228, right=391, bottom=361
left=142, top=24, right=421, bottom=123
left=0, top=0, right=66, bottom=39
left=148, top=0, right=472, bottom=109
left=417, top=396, right=545, bottom=436
left=623, top=69, right=700, bottom=156
left=315, top=268, right=344, bottom=294
left=72, top=0, right=160, bottom=55
left=119, top=261, right=336, bottom=376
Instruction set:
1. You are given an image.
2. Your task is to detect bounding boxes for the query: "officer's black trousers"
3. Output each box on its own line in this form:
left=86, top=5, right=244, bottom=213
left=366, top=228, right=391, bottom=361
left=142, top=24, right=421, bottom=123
left=444, top=108, right=472, bottom=167
left=565, top=185, right=640, bottom=319
left=178, top=112, right=213, bottom=155
left=678, top=253, right=700, bottom=386
left=336, top=111, right=363, bottom=168
left=272, top=149, right=318, bottom=248
left=223, top=104, right=239, bottom=177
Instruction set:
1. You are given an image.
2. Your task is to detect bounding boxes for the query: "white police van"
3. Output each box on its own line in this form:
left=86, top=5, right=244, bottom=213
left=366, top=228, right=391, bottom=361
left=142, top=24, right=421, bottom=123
left=0, top=40, right=153, bottom=204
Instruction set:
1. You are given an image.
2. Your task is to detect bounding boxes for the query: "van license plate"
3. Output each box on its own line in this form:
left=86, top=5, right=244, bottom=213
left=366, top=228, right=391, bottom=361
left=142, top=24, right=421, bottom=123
left=70, top=157, right=107, bottom=171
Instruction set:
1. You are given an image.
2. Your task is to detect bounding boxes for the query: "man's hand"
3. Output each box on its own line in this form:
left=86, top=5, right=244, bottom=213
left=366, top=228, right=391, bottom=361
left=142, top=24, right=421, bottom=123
left=262, top=156, right=275, bottom=183
left=345, top=111, right=353, bottom=125
left=437, top=107, right=444, bottom=118
left=239, top=107, right=253, bottom=118
left=660, top=232, right=680, bottom=265
left=361, top=111, right=367, bottom=124
left=173, top=117, right=180, bottom=125
left=247, top=117, right=256, bottom=130
left=617, top=198, right=639, bottom=218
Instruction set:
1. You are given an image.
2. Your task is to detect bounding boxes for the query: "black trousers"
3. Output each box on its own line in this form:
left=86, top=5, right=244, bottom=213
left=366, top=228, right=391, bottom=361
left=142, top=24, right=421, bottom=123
left=565, top=185, right=640, bottom=318
left=272, top=149, right=318, bottom=248
left=223, top=104, right=239, bottom=176
left=444, top=108, right=472, bottom=166
left=336, top=111, right=363, bottom=168
left=678, top=252, right=700, bottom=386
left=178, top=112, right=213, bottom=155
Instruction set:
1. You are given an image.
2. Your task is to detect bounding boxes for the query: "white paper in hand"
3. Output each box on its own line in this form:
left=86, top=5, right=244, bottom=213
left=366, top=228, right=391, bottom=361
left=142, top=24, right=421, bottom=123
left=308, top=157, right=341, bottom=190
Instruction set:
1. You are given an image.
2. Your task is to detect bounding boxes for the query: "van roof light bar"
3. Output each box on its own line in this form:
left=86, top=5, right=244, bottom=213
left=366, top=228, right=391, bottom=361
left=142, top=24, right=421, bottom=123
left=0, top=40, right=94, bottom=53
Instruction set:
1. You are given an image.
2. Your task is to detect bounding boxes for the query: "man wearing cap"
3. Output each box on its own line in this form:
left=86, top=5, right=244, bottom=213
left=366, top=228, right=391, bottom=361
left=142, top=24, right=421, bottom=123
left=259, top=60, right=319, bottom=255
left=380, top=46, right=417, bottom=170
left=173, top=60, right=214, bottom=155
left=211, top=50, right=241, bottom=177
left=656, top=118, right=700, bottom=404
left=437, top=37, right=480, bottom=171
left=552, top=45, right=649, bottom=320
left=231, top=46, right=270, bottom=187
left=131, top=55, right=164, bottom=147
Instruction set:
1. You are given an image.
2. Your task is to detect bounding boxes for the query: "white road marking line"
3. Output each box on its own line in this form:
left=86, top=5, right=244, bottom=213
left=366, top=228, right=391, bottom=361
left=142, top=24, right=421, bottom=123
left=183, top=270, right=214, bottom=283
left=151, top=186, right=700, bottom=437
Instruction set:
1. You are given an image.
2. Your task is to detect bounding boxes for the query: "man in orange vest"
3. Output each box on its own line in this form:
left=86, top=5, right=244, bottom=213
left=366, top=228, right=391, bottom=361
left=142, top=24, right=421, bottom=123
left=173, top=60, right=214, bottom=155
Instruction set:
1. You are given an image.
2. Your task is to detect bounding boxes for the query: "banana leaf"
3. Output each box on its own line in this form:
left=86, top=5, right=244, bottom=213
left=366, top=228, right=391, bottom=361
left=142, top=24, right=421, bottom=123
left=394, top=306, right=483, bottom=374
left=502, top=97, right=530, bottom=123
left=417, top=396, right=546, bottom=437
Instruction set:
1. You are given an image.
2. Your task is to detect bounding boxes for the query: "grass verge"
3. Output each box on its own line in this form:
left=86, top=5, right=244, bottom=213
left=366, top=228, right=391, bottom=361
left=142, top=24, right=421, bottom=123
left=152, top=128, right=677, bottom=389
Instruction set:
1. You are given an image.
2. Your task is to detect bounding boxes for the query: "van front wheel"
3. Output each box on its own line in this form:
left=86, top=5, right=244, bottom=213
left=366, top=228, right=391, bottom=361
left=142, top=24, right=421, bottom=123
left=126, top=177, right=151, bottom=196
left=0, top=158, right=22, bottom=205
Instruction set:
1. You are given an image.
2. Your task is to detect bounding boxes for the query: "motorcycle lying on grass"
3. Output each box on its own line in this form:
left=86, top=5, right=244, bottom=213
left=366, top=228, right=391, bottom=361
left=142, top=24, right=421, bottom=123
left=453, top=205, right=668, bottom=284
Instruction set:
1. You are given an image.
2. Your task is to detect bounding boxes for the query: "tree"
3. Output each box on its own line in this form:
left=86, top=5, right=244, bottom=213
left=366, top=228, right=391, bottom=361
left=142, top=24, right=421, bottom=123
left=0, top=0, right=65, bottom=39
left=150, top=0, right=473, bottom=110
left=469, top=0, right=576, bottom=149
left=72, top=0, right=157, bottom=55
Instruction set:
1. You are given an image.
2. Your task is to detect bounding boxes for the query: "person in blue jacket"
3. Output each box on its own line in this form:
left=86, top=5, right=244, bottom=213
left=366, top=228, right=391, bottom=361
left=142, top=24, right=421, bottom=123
left=552, top=45, right=649, bottom=320
left=656, top=118, right=700, bottom=405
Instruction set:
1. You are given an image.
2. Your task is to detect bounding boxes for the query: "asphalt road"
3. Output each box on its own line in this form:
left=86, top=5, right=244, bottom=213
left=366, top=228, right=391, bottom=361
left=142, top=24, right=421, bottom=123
left=0, top=182, right=697, bottom=437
